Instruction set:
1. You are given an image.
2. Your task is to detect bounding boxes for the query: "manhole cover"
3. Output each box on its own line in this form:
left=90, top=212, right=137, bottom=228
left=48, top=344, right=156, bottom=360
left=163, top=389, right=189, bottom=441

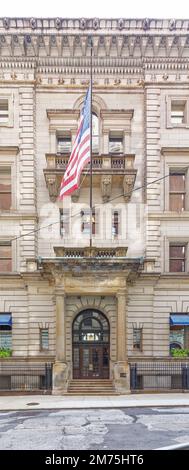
left=26, top=402, right=39, bottom=406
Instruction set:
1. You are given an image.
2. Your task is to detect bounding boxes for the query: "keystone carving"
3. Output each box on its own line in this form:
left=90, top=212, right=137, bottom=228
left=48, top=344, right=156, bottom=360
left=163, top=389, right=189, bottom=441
left=101, top=175, right=112, bottom=202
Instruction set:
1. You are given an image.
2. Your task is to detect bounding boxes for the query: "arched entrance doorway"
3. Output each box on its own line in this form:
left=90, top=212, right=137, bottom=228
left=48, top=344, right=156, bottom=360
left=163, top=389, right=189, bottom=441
left=72, top=309, right=110, bottom=379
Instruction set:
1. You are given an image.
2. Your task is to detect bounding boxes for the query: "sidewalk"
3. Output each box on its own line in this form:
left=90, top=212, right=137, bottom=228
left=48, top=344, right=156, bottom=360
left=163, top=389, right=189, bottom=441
left=1, top=392, right=189, bottom=411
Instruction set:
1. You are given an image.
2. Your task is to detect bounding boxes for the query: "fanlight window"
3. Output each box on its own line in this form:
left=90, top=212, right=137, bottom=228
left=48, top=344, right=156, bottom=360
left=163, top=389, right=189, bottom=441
left=73, top=310, right=109, bottom=344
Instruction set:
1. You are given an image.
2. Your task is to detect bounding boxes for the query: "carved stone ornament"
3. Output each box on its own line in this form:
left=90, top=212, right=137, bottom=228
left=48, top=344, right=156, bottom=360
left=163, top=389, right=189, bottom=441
left=30, top=18, right=37, bottom=29
left=169, top=19, right=176, bottom=30
left=123, top=175, right=136, bottom=202
left=142, top=18, right=150, bottom=30
left=80, top=18, right=86, bottom=29
left=118, top=19, right=124, bottom=30
left=45, top=174, right=59, bottom=202
left=93, top=18, right=100, bottom=30
left=3, top=18, right=10, bottom=29
left=101, top=175, right=112, bottom=202
left=55, top=18, right=62, bottom=29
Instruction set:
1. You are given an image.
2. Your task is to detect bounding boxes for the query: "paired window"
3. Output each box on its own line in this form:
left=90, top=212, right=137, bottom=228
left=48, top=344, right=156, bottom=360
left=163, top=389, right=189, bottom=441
left=169, top=244, right=186, bottom=272
left=40, top=328, right=49, bottom=351
left=0, top=167, right=11, bottom=210
left=0, top=98, right=9, bottom=124
left=0, top=314, right=12, bottom=350
left=133, top=328, right=143, bottom=351
left=169, top=170, right=186, bottom=212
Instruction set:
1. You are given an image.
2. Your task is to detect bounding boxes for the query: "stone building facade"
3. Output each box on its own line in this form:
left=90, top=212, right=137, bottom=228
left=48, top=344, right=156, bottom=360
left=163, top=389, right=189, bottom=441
left=0, top=17, right=189, bottom=393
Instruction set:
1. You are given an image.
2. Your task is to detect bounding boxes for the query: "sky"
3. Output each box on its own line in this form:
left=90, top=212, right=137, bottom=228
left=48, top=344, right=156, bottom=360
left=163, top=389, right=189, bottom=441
left=0, top=0, right=189, bottom=19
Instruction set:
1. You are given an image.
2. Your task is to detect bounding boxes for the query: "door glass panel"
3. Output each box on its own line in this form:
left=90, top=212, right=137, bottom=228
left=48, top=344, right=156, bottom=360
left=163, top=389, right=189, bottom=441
left=103, top=347, right=109, bottom=367
left=83, top=348, right=89, bottom=367
left=73, top=347, right=79, bottom=368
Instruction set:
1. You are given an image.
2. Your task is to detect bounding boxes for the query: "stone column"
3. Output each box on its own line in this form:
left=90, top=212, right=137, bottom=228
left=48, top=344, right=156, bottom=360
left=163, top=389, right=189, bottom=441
left=56, top=290, right=66, bottom=362
left=53, top=288, right=69, bottom=394
left=113, top=288, right=130, bottom=393
left=117, top=290, right=127, bottom=361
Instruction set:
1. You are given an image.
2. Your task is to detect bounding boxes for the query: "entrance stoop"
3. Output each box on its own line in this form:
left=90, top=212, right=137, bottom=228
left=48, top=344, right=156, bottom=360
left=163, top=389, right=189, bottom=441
left=65, top=379, right=119, bottom=395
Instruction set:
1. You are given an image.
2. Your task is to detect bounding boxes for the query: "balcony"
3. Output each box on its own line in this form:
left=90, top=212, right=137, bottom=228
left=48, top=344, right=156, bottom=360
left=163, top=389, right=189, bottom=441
left=44, top=153, right=137, bottom=202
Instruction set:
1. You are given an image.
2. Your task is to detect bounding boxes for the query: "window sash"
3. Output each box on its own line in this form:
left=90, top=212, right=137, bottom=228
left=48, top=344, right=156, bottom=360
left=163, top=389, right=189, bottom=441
left=0, top=330, right=12, bottom=349
left=0, top=99, right=9, bottom=122
left=57, top=137, right=71, bottom=153
left=0, top=243, right=12, bottom=272
left=109, top=137, right=123, bottom=154
left=60, top=209, right=70, bottom=236
left=40, top=328, right=49, bottom=350
left=0, top=168, right=11, bottom=210
left=169, top=244, right=186, bottom=272
left=133, top=328, right=142, bottom=351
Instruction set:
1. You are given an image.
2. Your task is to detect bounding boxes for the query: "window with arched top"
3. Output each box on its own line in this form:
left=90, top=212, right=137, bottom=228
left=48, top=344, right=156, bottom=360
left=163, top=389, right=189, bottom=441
left=92, top=112, right=99, bottom=153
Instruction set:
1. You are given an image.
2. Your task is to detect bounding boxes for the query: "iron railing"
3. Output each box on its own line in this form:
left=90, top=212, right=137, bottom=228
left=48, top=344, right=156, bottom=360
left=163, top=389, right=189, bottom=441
left=0, top=363, right=53, bottom=392
left=130, top=361, right=189, bottom=391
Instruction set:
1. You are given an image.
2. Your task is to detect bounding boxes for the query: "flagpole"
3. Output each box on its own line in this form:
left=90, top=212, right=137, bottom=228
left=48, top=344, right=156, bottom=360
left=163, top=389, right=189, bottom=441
left=90, top=38, right=93, bottom=248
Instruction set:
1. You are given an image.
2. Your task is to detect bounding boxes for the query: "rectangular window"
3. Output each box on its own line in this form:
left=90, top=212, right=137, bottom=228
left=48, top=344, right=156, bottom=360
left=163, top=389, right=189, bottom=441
left=169, top=244, right=186, bottom=272
left=109, top=136, right=123, bottom=154
left=0, top=167, right=11, bottom=210
left=57, top=136, right=71, bottom=154
left=0, top=242, right=12, bottom=272
left=171, top=101, right=186, bottom=124
left=0, top=98, right=8, bottom=124
left=81, top=209, right=96, bottom=235
left=40, top=328, right=49, bottom=351
left=169, top=171, right=186, bottom=212
left=133, top=328, right=143, bottom=351
left=60, top=209, right=70, bottom=236
left=0, top=314, right=12, bottom=350
left=112, top=210, right=120, bottom=238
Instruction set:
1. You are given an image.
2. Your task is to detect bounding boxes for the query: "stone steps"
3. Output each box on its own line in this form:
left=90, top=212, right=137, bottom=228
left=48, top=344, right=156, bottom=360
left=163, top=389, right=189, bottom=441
left=66, top=379, right=118, bottom=395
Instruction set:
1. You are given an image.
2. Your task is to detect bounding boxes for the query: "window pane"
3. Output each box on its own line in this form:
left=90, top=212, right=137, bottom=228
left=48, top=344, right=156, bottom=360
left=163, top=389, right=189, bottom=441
left=60, top=209, right=70, bottom=236
left=169, top=194, right=185, bottom=211
left=171, top=103, right=185, bottom=124
left=170, top=174, right=185, bottom=191
left=0, top=331, right=12, bottom=349
left=170, top=245, right=185, bottom=258
left=0, top=168, right=11, bottom=210
left=0, top=259, right=12, bottom=272
left=109, top=137, right=123, bottom=154
left=0, top=99, right=8, bottom=122
left=170, top=259, right=185, bottom=272
left=92, top=113, right=99, bottom=153
left=57, top=137, right=71, bottom=153
left=0, top=245, right=11, bottom=258
left=40, top=329, right=49, bottom=350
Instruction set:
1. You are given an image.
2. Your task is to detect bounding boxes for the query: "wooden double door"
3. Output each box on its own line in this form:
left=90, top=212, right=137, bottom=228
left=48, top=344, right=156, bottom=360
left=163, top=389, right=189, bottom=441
left=73, top=344, right=109, bottom=379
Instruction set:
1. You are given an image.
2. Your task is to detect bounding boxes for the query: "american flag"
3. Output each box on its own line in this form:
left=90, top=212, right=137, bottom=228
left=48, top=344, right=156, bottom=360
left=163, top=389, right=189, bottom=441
left=59, top=87, right=91, bottom=198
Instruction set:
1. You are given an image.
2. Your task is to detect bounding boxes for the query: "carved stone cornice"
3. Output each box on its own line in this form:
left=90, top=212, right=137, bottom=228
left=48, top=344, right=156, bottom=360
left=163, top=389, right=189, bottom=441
left=0, top=31, right=189, bottom=60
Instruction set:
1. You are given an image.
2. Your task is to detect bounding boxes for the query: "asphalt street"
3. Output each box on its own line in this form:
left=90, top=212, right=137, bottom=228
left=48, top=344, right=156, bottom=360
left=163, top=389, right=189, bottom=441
left=0, top=406, right=189, bottom=450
